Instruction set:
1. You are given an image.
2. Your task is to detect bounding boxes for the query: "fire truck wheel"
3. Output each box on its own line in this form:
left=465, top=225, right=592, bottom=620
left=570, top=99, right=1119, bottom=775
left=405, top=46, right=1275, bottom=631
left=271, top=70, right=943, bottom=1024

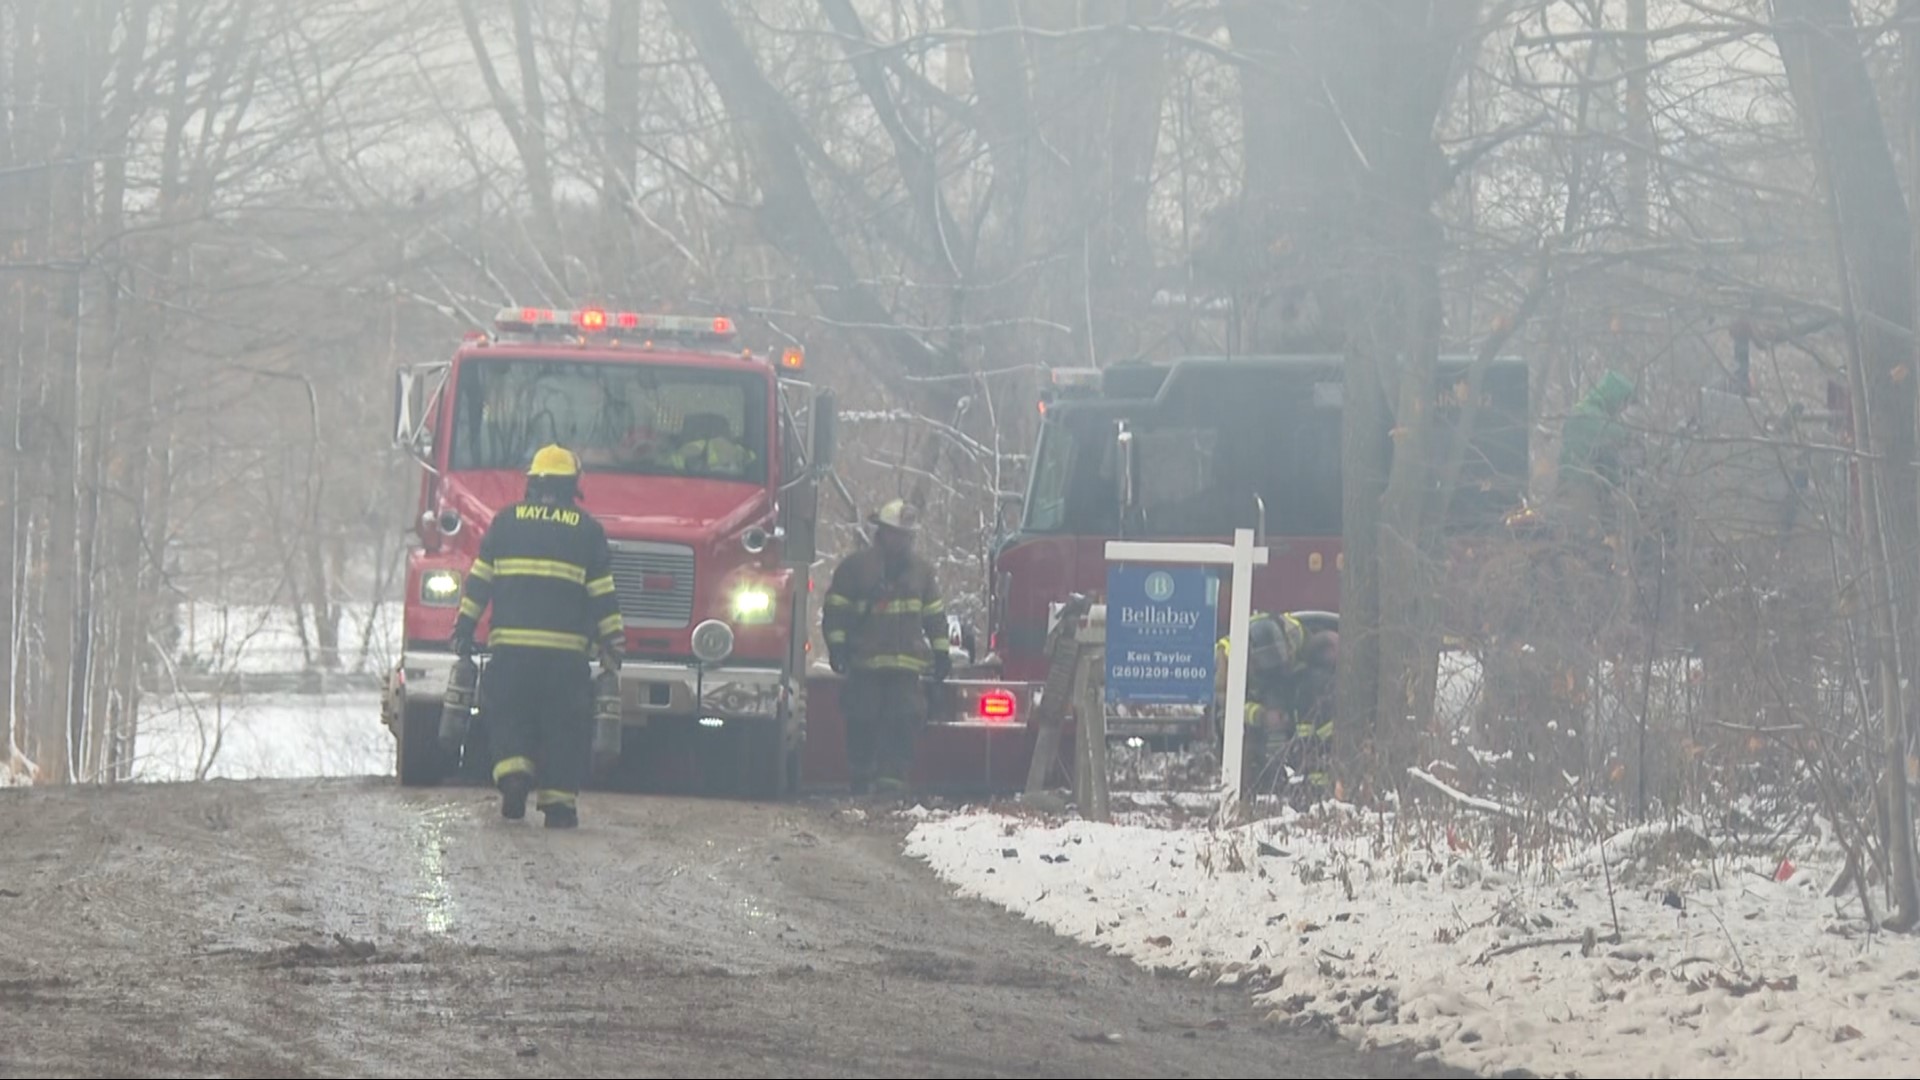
left=744, top=721, right=794, bottom=802
left=396, top=704, right=446, bottom=787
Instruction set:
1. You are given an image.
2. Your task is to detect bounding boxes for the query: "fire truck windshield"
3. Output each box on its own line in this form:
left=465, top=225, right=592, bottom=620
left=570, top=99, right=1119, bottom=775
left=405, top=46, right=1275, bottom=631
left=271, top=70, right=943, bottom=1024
left=1018, top=357, right=1527, bottom=540
left=450, top=357, right=769, bottom=483
left=1024, top=405, right=1342, bottom=538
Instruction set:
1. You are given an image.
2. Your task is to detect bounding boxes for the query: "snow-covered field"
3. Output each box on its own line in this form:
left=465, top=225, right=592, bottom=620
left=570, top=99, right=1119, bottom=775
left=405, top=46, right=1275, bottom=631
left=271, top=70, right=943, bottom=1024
left=906, top=806, right=1920, bottom=1079
left=133, top=690, right=392, bottom=782
left=170, top=602, right=401, bottom=677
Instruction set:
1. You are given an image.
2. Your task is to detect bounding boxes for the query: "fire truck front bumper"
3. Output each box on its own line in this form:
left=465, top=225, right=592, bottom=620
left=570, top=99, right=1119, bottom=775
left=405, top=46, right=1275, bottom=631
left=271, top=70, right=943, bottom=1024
left=391, top=649, right=789, bottom=728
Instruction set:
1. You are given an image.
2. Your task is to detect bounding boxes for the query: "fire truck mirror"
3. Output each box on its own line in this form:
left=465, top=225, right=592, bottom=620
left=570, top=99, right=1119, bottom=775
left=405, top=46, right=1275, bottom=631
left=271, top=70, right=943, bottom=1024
left=393, top=367, right=434, bottom=457
left=812, top=390, right=838, bottom=470
left=392, top=370, right=415, bottom=449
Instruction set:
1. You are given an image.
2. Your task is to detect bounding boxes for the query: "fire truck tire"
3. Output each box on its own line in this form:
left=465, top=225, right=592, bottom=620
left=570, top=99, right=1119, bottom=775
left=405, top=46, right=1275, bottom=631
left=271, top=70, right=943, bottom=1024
left=744, top=722, right=794, bottom=802
left=396, top=704, right=446, bottom=787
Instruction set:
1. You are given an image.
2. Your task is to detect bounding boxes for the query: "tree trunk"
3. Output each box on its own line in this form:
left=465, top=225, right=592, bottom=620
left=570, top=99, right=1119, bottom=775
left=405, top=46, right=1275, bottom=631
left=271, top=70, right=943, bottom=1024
left=601, top=0, right=639, bottom=296
left=1775, top=0, right=1920, bottom=930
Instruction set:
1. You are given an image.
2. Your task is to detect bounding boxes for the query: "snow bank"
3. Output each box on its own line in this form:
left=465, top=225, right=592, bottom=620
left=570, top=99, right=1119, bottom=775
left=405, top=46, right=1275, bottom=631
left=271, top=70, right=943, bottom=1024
left=133, top=690, right=392, bottom=782
left=907, top=811, right=1920, bottom=1079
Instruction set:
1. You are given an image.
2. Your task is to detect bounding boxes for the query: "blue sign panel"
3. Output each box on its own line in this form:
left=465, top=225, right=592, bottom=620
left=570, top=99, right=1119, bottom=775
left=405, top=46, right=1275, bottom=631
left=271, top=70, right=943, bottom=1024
left=1106, top=565, right=1219, bottom=706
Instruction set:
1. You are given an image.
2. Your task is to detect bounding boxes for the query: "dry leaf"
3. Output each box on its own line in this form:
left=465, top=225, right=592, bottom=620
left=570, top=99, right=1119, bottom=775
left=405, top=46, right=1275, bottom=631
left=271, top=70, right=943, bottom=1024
left=1147, top=935, right=1174, bottom=948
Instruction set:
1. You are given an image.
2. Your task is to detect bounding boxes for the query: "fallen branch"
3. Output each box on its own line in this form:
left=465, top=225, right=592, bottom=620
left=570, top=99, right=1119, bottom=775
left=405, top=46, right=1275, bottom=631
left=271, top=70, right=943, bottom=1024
left=1473, top=931, right=1619, bottom=966
left=1407, top=767, right=1527, bottom=821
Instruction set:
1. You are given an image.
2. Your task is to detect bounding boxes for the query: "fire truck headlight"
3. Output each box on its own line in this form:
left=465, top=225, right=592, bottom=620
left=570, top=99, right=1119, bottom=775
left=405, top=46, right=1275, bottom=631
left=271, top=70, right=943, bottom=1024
left=421, top=570, right=462, bottom=605
left=731, top=587, right=774, bottom=624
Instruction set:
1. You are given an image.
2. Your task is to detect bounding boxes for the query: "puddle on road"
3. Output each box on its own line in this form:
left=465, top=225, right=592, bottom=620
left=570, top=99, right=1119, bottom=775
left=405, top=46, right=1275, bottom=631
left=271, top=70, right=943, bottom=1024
left=408, top=804, right=462, bottom=936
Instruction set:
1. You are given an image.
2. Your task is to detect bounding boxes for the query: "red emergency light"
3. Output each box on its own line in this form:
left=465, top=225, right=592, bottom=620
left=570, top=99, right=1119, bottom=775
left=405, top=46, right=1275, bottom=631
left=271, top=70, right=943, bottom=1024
left=493, top=306, right=739, bottom=342
left=979, top=688, right=1017, bottom=722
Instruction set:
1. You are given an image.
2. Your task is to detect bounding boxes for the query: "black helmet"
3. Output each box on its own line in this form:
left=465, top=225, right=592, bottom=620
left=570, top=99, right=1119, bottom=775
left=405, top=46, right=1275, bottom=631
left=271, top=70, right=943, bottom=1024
left=1248, top=613, right=1302, bottom=673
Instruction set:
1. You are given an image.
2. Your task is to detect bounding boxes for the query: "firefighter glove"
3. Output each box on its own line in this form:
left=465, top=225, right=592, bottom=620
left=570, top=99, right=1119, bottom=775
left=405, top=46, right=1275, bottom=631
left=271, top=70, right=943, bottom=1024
left=597, top=642, right=622, bottom=675
left=828, top=646, right=848, bottom=675
left=451, top=626, right=476, bottom=658
left=931, top=650, right=952, bottom=682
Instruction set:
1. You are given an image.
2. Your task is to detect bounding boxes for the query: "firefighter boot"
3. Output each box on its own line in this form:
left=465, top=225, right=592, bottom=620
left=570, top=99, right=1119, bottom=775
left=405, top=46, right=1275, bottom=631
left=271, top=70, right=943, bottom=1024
left=498, top=772, right=532, bottom=821
left=539, top=790, right=579, bottom=830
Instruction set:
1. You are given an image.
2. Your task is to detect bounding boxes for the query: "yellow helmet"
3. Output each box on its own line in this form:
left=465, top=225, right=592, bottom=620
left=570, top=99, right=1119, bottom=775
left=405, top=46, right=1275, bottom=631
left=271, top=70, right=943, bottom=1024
left=528, top=445, right=580, bottom=478
left=869, top=498, right=919, bottom=532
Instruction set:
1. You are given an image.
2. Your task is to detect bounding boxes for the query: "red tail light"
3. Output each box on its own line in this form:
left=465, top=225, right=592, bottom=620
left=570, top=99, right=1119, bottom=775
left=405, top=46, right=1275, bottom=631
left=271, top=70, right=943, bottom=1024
left=979, top=688, right=1017, bottom=722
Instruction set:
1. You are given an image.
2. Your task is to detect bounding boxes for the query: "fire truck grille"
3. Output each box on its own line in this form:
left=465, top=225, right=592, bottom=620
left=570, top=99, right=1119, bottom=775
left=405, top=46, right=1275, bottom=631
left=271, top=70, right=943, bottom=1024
left=607, top=541, right=696, bottom=630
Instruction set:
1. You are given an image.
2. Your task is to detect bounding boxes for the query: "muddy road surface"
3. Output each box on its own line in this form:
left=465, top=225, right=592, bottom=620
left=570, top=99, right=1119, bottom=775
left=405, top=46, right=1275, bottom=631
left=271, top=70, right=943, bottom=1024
left=1, top=780, right=1457, bottom=1079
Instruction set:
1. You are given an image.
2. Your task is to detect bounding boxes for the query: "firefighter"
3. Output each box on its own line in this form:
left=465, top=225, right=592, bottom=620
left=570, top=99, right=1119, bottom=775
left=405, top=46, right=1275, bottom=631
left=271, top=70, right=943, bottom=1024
left=822, top=499, right=951, bottom=795
left=1286, top=627, right=1338, bottom=802
left=451, top=445, right=624, bottom=829
left=668, top=413, right=757, bottom=478
left=1558, top=369, right=1637, bottom=539
left=1215, top=611, right=1335, bottom=802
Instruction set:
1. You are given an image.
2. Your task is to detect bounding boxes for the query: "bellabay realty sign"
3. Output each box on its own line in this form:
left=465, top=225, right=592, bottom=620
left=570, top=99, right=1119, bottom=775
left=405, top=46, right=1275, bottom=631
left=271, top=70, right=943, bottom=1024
left=1104, top=565, right=1218, bottom=706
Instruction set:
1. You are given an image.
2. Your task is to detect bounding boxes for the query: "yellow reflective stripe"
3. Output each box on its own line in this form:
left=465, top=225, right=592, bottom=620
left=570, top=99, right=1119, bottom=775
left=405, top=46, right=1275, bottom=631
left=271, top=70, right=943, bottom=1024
left=859, top=655, right=931, bottom=672
left=924, top=599, right=945, bottom=614
left=597, top=613, right=625, bottom=638
left=826, top=630, right=847, bottom=644
left=930, top=637, right=951, bottom=652
left=1296, top=722, right=1316, bottom=738
left=587, top=575, right=616, bottom=598
left=469, top=560, right=494, bottom=581
left=493, top=756, right=534, bottom=783
left=824, top=594, right=863, bottom=610
left=489, top=628, right=589, bottom=652
left=492, top=558, right=586, bottom=584
left=872, top=598, right=924, bottom=614
left=458, top=597, right=483, bottom=619
left=1315, top=722, right=1335, bottom=740
left=1246, top=703, right=1264, bottom=725
left=536, top=789, right=577, bottom=808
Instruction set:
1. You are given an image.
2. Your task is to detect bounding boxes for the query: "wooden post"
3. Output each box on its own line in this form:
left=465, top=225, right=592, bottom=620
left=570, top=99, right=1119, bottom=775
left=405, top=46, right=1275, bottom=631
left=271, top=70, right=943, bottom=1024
left=1025, top=600, right=1088, bottom=796
left=1073, top=638, right=1110, bottom=823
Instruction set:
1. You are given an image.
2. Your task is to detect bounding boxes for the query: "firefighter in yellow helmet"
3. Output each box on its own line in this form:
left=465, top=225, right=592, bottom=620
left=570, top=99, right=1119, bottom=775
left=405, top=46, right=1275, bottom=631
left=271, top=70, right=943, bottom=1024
left=822, top=499, right=950, bottom=795
left=451, top=445, right=623, bottom=828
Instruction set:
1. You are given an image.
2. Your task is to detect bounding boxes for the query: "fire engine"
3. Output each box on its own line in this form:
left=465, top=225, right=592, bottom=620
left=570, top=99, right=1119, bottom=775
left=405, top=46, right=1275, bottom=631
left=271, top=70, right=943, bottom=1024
left=384, top=306, right=835, bottom=798
left=867, top=353, right=1532, bottom=792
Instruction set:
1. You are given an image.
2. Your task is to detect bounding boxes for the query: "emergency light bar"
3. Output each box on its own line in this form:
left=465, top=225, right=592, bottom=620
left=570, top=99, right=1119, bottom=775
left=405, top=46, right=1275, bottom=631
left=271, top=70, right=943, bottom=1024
left=492, top=306, right=738, bottom=341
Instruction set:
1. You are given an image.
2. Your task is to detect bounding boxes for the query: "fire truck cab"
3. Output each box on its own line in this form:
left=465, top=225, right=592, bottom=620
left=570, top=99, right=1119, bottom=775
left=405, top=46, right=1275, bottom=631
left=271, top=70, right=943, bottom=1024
left=384, top=307, right=836, bottom=799
left=971, top=353, right=1531, bottom=754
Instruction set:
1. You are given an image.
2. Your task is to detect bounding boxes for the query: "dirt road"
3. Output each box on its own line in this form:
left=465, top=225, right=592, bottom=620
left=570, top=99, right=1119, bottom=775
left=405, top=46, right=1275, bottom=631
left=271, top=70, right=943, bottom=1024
left=1, top=780, right=1458, bottom=1079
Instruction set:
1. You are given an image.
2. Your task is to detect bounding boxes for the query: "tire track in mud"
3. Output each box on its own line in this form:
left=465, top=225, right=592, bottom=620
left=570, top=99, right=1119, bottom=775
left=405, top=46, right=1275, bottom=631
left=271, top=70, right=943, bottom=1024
left=3, top=779, right=1464, bottom=1079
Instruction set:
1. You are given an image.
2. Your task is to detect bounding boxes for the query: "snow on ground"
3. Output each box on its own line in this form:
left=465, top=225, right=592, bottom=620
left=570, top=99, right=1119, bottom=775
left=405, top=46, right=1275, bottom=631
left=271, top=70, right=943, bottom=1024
left=907, top=807, right=1920, bottom=1079
left=133, top=690, right=392, bottom=782
left=171, top=602, right=401, bottom=676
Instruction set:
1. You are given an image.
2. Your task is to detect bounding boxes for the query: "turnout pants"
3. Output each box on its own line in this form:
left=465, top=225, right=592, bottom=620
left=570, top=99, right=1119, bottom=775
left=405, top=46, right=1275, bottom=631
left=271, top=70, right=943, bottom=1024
left=842, top=670, right=926, bottom=791
left=482, top=646, right=592, bottom=808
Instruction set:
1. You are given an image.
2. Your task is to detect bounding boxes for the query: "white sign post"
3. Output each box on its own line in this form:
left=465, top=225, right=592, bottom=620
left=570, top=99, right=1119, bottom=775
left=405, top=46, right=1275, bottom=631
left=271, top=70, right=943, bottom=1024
left=1105, top=528, right=1269, bottom=816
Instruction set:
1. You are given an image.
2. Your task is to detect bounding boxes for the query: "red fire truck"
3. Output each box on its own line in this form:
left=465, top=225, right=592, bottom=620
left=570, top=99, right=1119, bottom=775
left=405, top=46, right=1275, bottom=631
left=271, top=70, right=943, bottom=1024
left=864, top=353, right=1532, bottom=792
left=383, top=306, right=836, bottom=798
